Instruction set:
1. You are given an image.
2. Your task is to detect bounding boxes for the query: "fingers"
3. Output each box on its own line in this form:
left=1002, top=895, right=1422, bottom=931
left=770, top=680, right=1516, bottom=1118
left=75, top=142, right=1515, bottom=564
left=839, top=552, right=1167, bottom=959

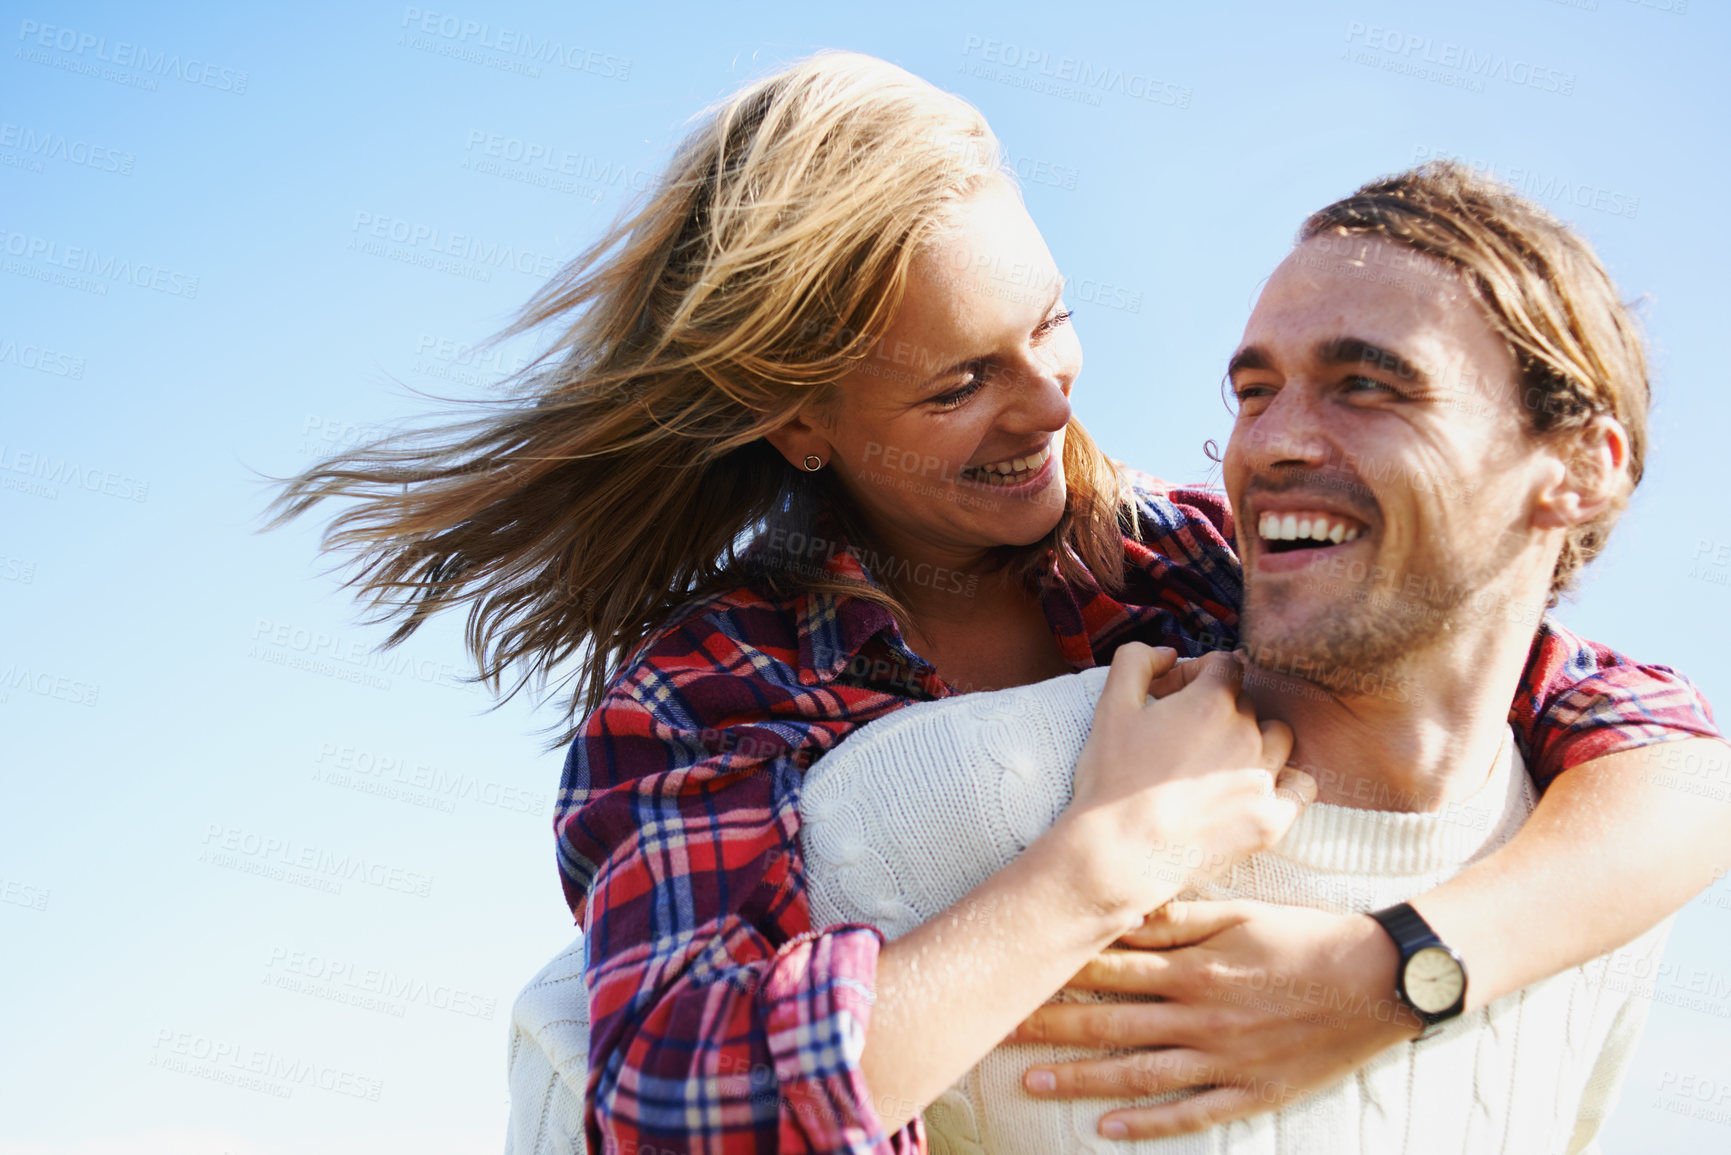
left=1100, top=643, right=1179, bottom=711
left=1010, top=1000, right=1204, bottom=1050
left=1257, top=718, right=1294, bottom=773
left=1019, top=1047, right=1215, bottom=1101
left=1098, top=1084, right=1287, bottom=1140
left=1170, top=649, right=1244, bottom=694
left=1065, top=947, right=1178, bottom=993
left=1147, top=650, right=1249, bottom=727
left=1117, top=900, right=1250, bottom=949
left=1251, top=761, right=1314, bottom=848
left=1143, top=660, right=1188, bottom=700
left=1273, top=763, right=1316, bottom=807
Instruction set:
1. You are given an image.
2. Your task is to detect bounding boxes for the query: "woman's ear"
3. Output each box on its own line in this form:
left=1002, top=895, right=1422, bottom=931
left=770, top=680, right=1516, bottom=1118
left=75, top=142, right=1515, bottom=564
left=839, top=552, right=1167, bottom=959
left=1532, top=415, right=1629, bottom=530
left=762, top=401, right=836, bottom=472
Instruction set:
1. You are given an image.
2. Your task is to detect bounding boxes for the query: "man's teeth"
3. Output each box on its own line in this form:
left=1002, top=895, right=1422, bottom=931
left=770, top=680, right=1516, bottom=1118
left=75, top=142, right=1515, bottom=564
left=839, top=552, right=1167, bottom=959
left=1257, top=511, right=1362, bottom=545
left=964, top=444, right=1051, bottom=485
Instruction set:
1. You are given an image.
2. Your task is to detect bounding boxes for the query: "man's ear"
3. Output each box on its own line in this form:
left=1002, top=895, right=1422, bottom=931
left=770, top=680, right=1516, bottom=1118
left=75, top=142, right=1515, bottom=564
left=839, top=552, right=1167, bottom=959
left=1532, top=414, right=1629, bottom=530
left=762, top=401, right=836, bottom=472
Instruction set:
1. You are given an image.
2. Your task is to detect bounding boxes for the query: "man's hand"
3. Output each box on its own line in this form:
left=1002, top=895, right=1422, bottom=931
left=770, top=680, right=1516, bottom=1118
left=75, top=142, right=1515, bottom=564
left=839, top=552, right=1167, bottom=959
left=1006, top=900, right=1420, bottom=1141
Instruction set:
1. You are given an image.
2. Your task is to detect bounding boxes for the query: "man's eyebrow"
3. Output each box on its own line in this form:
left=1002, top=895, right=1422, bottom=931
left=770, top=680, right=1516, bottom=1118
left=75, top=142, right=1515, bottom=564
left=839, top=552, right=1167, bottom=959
left=915, top=276, right=1068, bottom=390
left=1317, top=336, right=1430, bottom=385
left=1226, top=345, right=1274, bottom=378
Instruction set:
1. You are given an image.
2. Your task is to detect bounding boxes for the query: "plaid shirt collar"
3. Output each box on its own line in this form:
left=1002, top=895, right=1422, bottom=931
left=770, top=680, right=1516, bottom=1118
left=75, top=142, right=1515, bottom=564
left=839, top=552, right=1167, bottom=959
left=777, top=519, right=1107, bottom=692
left=792, top=556, right=896, bottom=687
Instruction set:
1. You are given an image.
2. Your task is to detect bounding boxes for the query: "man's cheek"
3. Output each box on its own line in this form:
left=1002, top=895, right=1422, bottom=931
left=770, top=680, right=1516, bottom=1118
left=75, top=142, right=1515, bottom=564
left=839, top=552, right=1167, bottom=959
left=1219, top=437, right=1252, bottom=510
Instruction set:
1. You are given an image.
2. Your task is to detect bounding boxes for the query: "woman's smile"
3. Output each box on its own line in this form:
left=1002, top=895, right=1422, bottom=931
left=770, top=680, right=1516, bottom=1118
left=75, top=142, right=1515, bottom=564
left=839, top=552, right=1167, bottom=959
left=957, top=441, right=1054, bottom=487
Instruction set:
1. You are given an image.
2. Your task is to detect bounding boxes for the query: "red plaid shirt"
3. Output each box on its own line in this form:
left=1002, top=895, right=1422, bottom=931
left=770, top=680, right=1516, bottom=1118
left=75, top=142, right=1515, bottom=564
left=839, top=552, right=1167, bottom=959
left=555, top=474, right=1718, bottom=1154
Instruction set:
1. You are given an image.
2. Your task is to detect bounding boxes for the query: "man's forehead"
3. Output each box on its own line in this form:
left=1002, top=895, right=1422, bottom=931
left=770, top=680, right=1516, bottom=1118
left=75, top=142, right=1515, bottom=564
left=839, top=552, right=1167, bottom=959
left=1240, top=239, right=1495, bottom=367
left=1268, top=238, right=1462, bottom=311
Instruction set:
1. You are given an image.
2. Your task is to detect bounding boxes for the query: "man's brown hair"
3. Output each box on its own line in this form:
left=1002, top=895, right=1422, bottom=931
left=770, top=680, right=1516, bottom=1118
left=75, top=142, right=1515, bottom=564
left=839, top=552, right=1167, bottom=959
left=1300, top=159, right=1649, bottom=601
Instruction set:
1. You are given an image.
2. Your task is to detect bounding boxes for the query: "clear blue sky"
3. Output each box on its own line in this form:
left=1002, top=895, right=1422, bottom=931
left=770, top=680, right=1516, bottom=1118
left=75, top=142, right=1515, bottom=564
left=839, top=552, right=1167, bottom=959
left=4, top=1, right=1728, bottom=1151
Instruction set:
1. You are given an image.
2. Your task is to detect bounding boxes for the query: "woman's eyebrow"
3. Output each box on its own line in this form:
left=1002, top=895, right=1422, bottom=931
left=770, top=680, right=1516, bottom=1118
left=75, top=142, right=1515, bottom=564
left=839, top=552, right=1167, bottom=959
left=913, top=278, right=1068, bottom=389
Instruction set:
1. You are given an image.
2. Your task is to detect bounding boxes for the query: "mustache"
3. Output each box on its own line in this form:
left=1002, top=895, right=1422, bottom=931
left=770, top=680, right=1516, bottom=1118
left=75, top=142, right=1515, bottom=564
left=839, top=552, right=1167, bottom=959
left=1239, top=472, right=1380, bottom=521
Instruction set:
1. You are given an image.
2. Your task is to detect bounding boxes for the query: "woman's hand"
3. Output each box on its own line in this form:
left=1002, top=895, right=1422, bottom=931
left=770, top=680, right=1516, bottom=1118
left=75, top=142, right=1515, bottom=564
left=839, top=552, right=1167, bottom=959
left=1008, top=899, right=1420, bottom=1140
left=1054, top=645, right=1315, bottom=921
left=862, top=645, right=1312, bottom=1132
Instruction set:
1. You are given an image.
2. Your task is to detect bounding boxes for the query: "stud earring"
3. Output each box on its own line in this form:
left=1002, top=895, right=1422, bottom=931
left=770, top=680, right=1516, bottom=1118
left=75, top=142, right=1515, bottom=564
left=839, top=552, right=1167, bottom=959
left=803, top=455, right=824, bottom=472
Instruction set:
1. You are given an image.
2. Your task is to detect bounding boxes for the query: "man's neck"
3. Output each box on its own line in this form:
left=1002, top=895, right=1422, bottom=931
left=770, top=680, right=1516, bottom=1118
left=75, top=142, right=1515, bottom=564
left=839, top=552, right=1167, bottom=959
left=1243, top=622, right=1539, bottom=813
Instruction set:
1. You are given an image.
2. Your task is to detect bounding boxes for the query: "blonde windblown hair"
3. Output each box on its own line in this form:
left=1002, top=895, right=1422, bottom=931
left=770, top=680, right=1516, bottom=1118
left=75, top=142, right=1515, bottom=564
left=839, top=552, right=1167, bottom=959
left=269, top=51, right=1130, bottom=742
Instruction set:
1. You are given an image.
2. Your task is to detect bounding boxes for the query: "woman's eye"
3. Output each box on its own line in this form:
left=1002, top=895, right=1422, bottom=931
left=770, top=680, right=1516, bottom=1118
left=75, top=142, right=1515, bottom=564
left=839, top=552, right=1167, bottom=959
left=1037, top=309, right=1074, bottom=336
left=931, top=375, right=985, bottom=411
left=927, top=314, right=1068, bottom=412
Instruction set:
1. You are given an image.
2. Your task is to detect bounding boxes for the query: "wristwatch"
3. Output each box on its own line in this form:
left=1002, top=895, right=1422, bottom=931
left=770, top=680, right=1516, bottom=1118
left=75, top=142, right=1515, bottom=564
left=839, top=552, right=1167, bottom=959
left=1368, top=902, right=1468, bottom=1033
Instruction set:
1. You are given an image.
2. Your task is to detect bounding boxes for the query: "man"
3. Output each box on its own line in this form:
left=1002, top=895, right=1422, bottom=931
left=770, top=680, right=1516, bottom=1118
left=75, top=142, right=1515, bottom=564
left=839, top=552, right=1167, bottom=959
left=794, top=160, right=1722, bottom=1152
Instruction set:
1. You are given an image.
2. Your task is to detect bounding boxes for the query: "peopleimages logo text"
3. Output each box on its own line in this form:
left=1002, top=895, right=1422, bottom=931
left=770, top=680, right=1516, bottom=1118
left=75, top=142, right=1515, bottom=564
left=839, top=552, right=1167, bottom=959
left=960, top=36, right=1192, bottom=108
left=399, top=8, right=630, bottom=79
left=16, top=20, right=248, bottom=92
left=0, top=229, right=198, bottom=298
left=1344, top=22, right=1576, bottom=95
left=0, top=123, right=133, bottom=174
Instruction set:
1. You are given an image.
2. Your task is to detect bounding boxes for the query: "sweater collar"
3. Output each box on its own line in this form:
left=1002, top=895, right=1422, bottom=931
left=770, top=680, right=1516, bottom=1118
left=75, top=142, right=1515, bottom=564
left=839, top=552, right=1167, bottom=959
left=1269, top=729, right=1534, bottom=875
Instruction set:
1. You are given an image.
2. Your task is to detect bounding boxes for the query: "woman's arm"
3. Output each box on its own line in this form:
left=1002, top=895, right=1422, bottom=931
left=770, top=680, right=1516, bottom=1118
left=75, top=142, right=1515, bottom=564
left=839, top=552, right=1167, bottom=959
left=1007, top=618, right=1726, bottom=1140
left=1420, top=737, right=1729, bottom=1010
left=1010, top=737, right=1731, bottom=1137
left=859, top=812, right=1164, bottom=1131
left=567, top=696, right=904, bottom=1152
left=570, top=637, right=1306, bottom=1149
left=857, top=646, right=1311, bottom=1131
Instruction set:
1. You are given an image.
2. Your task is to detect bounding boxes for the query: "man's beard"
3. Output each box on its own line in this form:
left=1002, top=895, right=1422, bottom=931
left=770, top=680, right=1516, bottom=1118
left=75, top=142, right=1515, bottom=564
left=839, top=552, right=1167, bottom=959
left=1239, top=545, right=1505, bottom=696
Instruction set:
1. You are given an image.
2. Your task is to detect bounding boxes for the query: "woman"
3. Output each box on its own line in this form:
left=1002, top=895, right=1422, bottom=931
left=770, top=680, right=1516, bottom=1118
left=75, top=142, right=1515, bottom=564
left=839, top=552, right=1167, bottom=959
left=275, top=52, right=1722, bottom=1152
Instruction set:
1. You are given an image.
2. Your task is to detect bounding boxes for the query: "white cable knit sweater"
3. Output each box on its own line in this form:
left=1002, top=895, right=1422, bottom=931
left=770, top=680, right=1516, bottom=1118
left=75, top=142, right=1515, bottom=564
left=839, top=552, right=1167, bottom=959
left=505, top=665, right=1667, bottom=1154
left=798, top=665, right=1668, bottom=1155
left=505, top=935, right=590, bottom=1155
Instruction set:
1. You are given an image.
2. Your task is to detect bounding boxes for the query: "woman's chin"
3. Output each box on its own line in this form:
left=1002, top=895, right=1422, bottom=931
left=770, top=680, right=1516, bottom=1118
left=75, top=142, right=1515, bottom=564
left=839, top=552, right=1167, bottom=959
left=971, top=490, right=1068, bottom=547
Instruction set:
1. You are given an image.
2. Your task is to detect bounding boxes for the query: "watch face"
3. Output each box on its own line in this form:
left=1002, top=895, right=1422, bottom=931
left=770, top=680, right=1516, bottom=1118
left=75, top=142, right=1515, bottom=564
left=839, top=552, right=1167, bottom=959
left=1404, top=946, right=1465, bottom=1014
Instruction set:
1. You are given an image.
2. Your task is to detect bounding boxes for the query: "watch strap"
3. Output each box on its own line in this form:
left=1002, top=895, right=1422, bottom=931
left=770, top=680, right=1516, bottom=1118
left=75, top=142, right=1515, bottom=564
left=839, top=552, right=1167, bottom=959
left=1369, top=902, right=1440, bottom=952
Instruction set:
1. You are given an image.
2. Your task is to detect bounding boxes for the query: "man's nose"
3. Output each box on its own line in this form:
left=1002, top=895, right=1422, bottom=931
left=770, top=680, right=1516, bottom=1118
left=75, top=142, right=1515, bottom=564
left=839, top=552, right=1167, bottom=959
left=1245, top=385, right=1332, bottom=467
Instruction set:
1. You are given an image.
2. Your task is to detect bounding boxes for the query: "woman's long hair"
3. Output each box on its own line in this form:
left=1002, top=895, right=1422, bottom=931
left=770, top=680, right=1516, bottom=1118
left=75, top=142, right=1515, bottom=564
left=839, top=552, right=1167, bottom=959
left=268, top=51, right=1130, bottom=744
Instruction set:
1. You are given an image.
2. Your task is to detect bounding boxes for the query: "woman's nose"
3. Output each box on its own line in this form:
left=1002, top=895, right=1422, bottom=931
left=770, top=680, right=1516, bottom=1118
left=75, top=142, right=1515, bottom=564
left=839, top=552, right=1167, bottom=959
left=1005, top=360, right=1074, bottom=434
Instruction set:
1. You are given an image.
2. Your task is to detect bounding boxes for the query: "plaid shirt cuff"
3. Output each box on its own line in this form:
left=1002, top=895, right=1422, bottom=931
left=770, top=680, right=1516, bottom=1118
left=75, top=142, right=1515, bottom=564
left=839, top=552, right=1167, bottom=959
left=764, top=923, right=920, bottom=1154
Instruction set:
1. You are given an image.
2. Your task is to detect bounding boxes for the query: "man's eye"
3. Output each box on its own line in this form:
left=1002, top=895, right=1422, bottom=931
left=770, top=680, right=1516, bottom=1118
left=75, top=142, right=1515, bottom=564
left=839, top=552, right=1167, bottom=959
left=1232, top=383, right=1275, bottom=409
left=1344, top=375, right=1401, bottom=396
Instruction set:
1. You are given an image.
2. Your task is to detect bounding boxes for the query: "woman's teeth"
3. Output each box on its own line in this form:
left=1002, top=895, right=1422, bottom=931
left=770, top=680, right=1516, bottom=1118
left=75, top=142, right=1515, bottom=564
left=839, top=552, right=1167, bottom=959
left=1257, top=510, right=1363, bottom=547
left=962, top=444, right=1051, bottom=486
